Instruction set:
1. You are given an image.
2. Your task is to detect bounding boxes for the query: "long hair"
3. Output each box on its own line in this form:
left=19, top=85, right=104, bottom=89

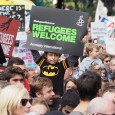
left=0, top=85, right=29, bottom=115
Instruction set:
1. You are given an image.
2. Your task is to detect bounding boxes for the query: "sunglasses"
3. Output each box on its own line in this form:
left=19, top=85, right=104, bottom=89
left=105, top=60, right=110, bottom=63
left=12, top=79, right=24, bottom=82
left=21, top=99, right=33, bottom=106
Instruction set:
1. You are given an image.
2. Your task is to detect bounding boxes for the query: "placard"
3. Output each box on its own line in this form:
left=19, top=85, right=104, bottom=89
left=26, top=6, right=88, bottom=56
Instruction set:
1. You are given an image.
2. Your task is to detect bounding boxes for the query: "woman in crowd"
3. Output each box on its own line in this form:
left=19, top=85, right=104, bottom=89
left=64, top=77, right=78, bottom=92
left=0, top=84, right=32, bottom=115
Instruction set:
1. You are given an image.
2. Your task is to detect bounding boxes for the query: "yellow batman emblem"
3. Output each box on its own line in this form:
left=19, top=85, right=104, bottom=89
left=42, top=65, right=59, bottom=76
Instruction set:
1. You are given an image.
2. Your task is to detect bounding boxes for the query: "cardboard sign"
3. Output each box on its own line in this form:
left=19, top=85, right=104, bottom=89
left=91, top=22, right=108, bottom=39
left=0, top=5, right=25, bottom=31
left=0, top=16, right=19, bottom=57
left=18, top=41, right=37, bottom=69
left=26, top=6, right=88, bottom=56
left=0, top=16, right=19, bottom=69
left=106, top=38, right=115, bottom=55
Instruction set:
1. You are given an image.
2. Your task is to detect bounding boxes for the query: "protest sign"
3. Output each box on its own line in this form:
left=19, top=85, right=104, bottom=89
left=18, top=41, right=37, bottom=69
left=0, top=16, right=19, bottom=69
left=0, top=5, right=25, bottom=31
left=106, top=38, right=115, bottom=55
left=26, top=6, right=88, bottom=56
left=91, top=22, right=108, bottom=39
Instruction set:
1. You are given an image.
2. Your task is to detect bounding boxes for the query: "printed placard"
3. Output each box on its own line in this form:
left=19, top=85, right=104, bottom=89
left=91, top=22, right=108, bottom=39
left=0, top=5, right=25, bottom=31
left=26, top=6, right=88, bottom=56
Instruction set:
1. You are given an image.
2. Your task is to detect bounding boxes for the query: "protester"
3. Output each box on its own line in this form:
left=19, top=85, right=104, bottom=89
left=3, top=66, right=25, bottom=85
left=58, top=89, right=80, bottom=115
left=70, top=71, right=102, bottom=115
left=79, top=43, right=102, bottom=75
left=102, top=83, right=115, bottom=104
left=30, top=98, right=50, bottom=114
left=109, top=57, right=115, bottom=77
left=0, top=84, right=32, bottom=115
left=100, top=67, right=109, bottom=82
left=30, top=77, right=55, bottom=105
left=86, top=97, right=115, bottom=115
left=7, top=57, right=25, bottom=69
left=64, top=67, right=73, bottom=80
left=64, top=77, right=77, bottom=92
left=26, top=67, right=37, bottom=85
left=31, top=51, right=78, bottom=96
left=99, top=53, right=111, bottom=71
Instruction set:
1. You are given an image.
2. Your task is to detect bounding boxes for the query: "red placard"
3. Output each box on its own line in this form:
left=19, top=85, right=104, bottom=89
left=0, top=16, right=19, bottom=57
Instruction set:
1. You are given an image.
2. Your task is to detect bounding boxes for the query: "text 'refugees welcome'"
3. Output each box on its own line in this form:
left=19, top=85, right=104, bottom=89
left=32, top=23, right=77, bottom=43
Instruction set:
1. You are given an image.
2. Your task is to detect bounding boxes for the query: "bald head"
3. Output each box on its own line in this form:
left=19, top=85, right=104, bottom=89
left=86, top=97, right=115, bottom=115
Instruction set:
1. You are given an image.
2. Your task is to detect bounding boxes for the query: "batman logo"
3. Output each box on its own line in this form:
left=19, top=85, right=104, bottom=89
left=42, top=65, right=59, bottom=77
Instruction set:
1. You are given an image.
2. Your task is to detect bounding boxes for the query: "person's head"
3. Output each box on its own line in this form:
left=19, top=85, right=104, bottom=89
left=77, top=71, right=102, bottom=101
left=7, top=57, right=25, bottom=69
left=102, top=84, right=115, bottom=104
left=100, top=68, right=108, bottom=78
left=86, top=97, right=115, bottom=115
left=88, top=64, right=101, bottom=75
left=26, top=67, right=37, bottom=84
left=0, top=85, right=32, bottom=115
left=86, top=43, right=99, bottom=58
left=3, top=66, right=25, bottom=85
left=30, top=98, right=50, bottom=115
left=100, top=68, right=108, bottom=83
left=110, top=57, right=115, bottom=72
left=44, top=52, right=61, bottom=65
left=58, top=89, right=80, bottom=115
left=30, top=77, right=55, bottom=104
left=101, top=82, right=114, bottom=94
left=111, top=71, right=115, bottom=83
left=64, top=67, right=73, bottom=80
left=99, top=54, right=111, bottom=67
left=45, top=110, right=64, bottom=115
left=64, top=77, right=77, bottom=92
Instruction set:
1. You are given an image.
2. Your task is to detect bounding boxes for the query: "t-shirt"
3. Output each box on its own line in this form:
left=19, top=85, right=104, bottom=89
left=37, top=57, right=69, bottom=96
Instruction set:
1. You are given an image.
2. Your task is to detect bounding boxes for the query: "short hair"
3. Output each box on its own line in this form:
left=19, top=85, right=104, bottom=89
left=3, top=66, right=25, bottom=81
left=102, top=82, right=115, bottom=95
left=0, top=85, right=29, bottom=115
left=7, top=57, right=24, bottom=67
left=59, top=89, right=80, bottom=111
left=77, top=71, right=102, bottom=101
left=30, top=77, right=53, bottom=97
left=86, top=43, right=99, bottom=55
left=32, top=98, right=50, bottom=112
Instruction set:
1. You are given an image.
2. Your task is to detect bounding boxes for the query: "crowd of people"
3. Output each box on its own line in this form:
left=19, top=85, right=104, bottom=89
left=0, top=37, right=115, bottom=115
left=0, top=2, right=115, bottom=115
